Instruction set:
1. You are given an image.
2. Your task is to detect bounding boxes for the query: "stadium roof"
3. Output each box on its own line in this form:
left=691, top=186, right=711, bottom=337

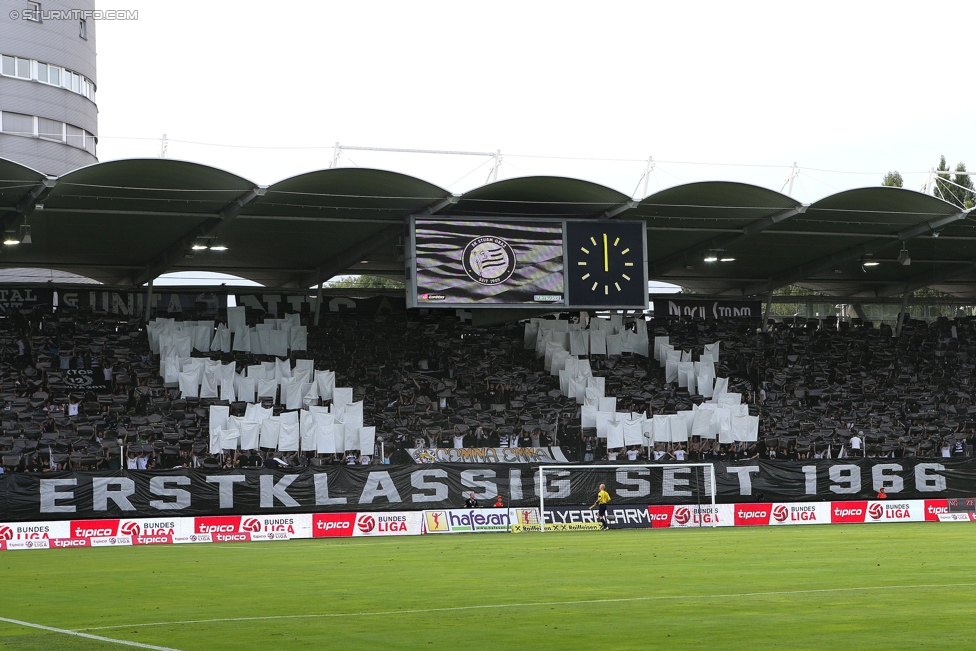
left=0, top=156, right=974, bottom=298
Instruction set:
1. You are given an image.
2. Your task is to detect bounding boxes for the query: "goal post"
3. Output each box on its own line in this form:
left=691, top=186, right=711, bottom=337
left=536, top=463, right=717, bottom=532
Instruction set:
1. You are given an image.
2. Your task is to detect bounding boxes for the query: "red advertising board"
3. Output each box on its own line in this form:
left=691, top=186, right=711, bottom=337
left=646, top=505, right=675, bottom=528
left=830, top=501, right=868, bottom=524
left=733, top=504, right=772, bottom=526
left=69, top=519, right=121, bottom=539
left=194, top=516, right=244, bottom=535
left=923, top=499, right=949, bottom=521
left=132, top=534, right=173, bottom=545
left=50, top=538, right=91, bottom=549
left=312, top=513, right=357, bottom=538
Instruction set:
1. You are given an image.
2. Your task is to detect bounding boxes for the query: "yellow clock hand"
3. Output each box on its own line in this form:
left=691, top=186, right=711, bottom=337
left=603, top=233, right=609, bottom=272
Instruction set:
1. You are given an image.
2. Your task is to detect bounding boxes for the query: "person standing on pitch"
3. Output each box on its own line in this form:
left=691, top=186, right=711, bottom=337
left=590, top=483, right=611, bottom=530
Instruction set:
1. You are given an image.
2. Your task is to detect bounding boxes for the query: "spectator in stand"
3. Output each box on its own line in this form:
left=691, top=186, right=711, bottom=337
left=58, top=347, right=72, bottom=371
left=15, top=335, right=26, bottom=368
left=849, top=432, right=863, bottom=458
left=672, top=444, right=686, bottom=462
left=472, top=425, right=489, bottom=448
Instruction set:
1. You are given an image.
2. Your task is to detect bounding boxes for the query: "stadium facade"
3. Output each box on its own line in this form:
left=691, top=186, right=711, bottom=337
left=0, top=0, right=98, bottom=175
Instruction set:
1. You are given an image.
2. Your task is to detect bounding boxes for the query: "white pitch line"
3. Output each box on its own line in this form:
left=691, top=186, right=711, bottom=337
left=0, top=615, right=182, bottom=651
left=80, top=582, right=976, bottom=631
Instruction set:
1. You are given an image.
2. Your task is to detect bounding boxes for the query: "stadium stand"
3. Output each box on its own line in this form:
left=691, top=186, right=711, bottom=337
left=0, top=300, right=973, bottom=473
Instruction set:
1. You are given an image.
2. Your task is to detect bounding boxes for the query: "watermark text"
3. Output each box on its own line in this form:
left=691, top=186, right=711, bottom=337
left=9, top=9, right=138, bottom=21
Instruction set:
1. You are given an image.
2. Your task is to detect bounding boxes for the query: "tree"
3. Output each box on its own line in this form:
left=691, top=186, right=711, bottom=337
left=932, top=156, right=975, bottom=209
left=324, top=275, right=405, bottom=290
left=953, top=162, right=975, bottom=209
left=882, top=171, right=903, bottom=187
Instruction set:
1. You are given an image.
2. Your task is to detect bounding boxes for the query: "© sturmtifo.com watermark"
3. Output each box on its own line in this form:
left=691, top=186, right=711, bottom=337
left=9, top=8, right=138, bottom=21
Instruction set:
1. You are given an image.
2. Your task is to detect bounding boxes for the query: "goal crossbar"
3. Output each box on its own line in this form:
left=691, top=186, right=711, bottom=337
left=537, top=463, right=717, bottom=532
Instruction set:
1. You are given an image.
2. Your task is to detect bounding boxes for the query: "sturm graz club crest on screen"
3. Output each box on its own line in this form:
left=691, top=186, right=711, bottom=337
left=461, top=236, right=516, bottom=285
left=413, top=219, right=564, bottom=305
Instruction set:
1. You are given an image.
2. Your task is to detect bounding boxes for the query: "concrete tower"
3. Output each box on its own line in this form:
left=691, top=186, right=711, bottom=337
left=0, top=0, right=98, bottom=175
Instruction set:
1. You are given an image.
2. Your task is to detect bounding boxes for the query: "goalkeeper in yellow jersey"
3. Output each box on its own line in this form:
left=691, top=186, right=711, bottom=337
left=590, top=483, right=612, bottom=530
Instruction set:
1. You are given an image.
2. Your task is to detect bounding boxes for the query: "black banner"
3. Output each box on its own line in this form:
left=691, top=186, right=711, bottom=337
left=58, top=290, right=226, bottom=316
left=654, top=296, right=762, bottom=319
left=0, top=287, right=54, bottom=312
left=0, top=459, right=972, bottom=522
left=63, top=369, right=110, bottom=393
left=235, top=293, right=405, bottom=315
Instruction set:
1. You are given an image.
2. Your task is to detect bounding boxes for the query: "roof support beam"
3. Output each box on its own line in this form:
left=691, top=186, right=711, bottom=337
left=0, top=177, right=56, bottom=233
left=292, top=224, right=402, bottom=289
left=727, top=209, right=971, bottom=297
left=418, top=195, right=459, bottom=215
left=129, top=186, right=266, bottom=286
left=602, top=200, right=638, bottom=219
left=646, top=205, right=806, bottom=278
left=857, top=260, right=976, bottom=299
left=286, top=194, right=456, bottom=288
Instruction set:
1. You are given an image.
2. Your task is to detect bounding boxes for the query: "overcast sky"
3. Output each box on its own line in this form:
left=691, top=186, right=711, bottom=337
left=96, top=1, right=976, bottom=204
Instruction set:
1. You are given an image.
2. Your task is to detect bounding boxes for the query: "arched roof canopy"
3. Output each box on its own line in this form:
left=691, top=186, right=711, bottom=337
left=650, top=186, right=972, bottom=297
left=0, top=158, right=47, bottom=211
left=233, top=168, right=451, bottom=287
left=623, top=181, right=803, bottom=278
left=2, top=158, right=976, bottom=300
left=444, top=176, right=632, bottom=219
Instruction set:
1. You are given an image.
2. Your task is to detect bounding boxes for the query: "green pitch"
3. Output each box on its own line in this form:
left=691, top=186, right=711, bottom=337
left=0, top=523, right=973, bottom=650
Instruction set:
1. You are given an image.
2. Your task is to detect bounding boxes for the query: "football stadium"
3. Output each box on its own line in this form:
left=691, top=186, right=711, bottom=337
left=2, top=2, right=976, bottom=650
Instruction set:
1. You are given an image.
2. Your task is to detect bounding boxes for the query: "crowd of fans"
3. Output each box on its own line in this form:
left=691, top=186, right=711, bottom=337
left=0, top=301, right=974, bottom=474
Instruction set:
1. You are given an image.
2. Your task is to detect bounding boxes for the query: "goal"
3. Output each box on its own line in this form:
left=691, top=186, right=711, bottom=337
left=532, top=463, right=717, bottom=532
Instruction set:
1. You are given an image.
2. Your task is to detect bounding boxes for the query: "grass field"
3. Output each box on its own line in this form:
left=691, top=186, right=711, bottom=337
left=0, top=523, right=973, bottom=650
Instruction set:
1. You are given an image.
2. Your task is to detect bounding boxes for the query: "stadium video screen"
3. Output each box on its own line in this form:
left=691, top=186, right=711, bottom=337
left=410, top=219, right=564, bottom=307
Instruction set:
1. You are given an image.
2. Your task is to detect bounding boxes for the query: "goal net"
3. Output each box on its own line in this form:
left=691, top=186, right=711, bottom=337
left=512, top=463, right=716, bottom=532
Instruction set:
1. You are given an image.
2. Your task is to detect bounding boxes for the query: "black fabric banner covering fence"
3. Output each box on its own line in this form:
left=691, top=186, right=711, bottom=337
left=653, top=296, right=763, bottom=320
left=234, top=293, right=405, bottom=315
left=0, top=459, right=970, bottom=522
left=0, top=287, right=54, bottom=312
